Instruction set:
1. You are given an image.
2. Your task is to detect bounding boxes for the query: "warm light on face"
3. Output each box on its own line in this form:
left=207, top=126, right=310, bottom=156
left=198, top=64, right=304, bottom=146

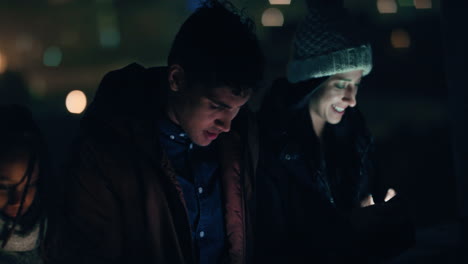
left=0, top=52, right=7, bottom=74
left=66, top=90, right=87, bottom=114
left=269, top=0, right=291, bottom=4
left=377, top=0, right=398, bottom=14
left=262, top=8, right=284, bottom=27
left=0, top=158, right=39, bottom=219
left=391, top=29, right=411, bottom=48
left=414, top=0, right=432, bottom=9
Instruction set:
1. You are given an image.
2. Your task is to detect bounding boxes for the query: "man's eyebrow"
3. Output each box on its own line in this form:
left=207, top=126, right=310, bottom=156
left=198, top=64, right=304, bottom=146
left=208, top=97, right=232, bottom=109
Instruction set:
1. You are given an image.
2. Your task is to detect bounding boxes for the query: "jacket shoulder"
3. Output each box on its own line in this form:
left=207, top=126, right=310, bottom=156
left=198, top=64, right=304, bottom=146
left=84, top=63, right=167, bottom=120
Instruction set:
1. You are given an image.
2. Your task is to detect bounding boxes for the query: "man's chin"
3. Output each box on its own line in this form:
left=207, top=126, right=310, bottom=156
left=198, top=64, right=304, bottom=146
left=191, top=137, right=212, bottom=147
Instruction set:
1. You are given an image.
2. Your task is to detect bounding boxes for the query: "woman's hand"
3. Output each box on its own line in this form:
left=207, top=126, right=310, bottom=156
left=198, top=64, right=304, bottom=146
left=360, top=188, right=397, bottom=207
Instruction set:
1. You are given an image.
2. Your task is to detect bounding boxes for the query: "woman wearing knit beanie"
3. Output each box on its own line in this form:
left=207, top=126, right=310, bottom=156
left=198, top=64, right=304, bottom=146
left=255, top=1, right=413, bottom=263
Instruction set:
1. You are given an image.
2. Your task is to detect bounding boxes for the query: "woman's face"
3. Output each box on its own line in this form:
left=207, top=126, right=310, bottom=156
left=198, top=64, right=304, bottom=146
left=309, top=70, right=363, bottom=126
left=0, top=154, right=39, bottom=218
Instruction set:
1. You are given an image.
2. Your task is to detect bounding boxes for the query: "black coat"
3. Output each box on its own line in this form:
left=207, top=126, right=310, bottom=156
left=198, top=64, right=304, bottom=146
left=256, top=78, right=415, bottom=263
left=255, top=78, right=378, bottom=263
left=52, top=63, right=258, bottom=264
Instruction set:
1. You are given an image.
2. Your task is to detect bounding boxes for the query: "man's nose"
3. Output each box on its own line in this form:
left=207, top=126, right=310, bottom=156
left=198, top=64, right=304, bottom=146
left=215, top=117, right=231, bottom=133
left=215, top=111, right=237, bottom=133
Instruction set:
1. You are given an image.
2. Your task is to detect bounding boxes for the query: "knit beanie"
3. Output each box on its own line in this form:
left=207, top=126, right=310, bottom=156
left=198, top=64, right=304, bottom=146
left=287, top=5, right=373, bottom=83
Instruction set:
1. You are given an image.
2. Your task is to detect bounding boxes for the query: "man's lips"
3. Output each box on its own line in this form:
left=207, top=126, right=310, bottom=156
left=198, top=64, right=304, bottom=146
left=204, top=130, right=219, bottom=140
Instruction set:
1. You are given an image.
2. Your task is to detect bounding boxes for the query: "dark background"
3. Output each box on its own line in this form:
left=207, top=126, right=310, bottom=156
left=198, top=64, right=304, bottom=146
left=0, top=0, right=462, bottom=262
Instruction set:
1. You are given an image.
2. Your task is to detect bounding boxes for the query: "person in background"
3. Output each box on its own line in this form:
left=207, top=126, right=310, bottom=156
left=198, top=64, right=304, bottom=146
left=53, top=1, right=264, bottom=264
left=256, top=1, right=413, bottom=263
left=0, top=105, right=51, bottom=264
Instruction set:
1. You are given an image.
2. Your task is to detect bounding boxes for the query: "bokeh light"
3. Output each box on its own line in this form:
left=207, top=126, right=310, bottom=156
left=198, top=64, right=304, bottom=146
left=391, top=29, right=411, bottom=48
left=0, top=52, right=7, bottom=74
left=65, top=90, right=87, bottom=114
left=414, top=0, right=432, bottom=9
left=262, top=8, right=284, bottom=27
left=377, top=0, right=398, bottom=14
left=269, top=0, right=291, bottom=5
left=43, top=46, right=63, bottom=67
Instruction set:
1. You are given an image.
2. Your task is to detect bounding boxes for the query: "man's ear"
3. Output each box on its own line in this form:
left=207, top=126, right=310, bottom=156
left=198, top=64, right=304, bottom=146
left=168, top=64, right=186, bottom=92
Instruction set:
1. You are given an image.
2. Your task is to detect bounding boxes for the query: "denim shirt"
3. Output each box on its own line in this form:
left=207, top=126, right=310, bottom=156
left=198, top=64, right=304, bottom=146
left=158, top=117, right=226, bottom=264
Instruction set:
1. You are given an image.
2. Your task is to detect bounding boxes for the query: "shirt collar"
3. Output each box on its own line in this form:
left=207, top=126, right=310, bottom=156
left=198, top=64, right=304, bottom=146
left=158, top=115, right=192, bottom=146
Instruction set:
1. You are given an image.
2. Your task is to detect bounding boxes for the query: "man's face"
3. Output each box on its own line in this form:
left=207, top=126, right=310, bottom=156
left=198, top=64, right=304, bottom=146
left=309, top=70, right=362, bottom=125
left=0, top=154, right=39, bottom=219
left=170, top=85, right=250, bottom=147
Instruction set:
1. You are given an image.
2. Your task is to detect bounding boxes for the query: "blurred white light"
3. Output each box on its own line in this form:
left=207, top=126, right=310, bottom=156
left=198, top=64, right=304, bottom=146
left=262, top=8, right=284, bottom=27
left=43, top=46, right=62, bottom=67
left=269, top=0, right=291, bottom=5
left=377, top=0, right=398, bottom=14
left=391, top=29, right=411, bottom=48
left=66, top=90, right=87, bottom=114
left=0, top=52, right=7, bottom=74
left=414, top=0, right=432, bottom=9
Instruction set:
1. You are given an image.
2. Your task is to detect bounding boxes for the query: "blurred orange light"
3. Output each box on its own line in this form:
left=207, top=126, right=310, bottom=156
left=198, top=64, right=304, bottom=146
left=0, top=52, right=7, bottom=74
left=262, top=8, right=284, bottom=27
left=377, top=0, right=398, bottom=14
left=66, top=90, right=87, bottom=114
left=391, top=29, right=411, bottom=48
left=414, top=0, right=432, bottom=9
left=269, top=0, right=291, bottom=4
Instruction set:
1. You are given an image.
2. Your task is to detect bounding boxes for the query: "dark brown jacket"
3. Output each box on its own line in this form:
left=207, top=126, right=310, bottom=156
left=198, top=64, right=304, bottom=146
left=55, top=64, right=257, bottom=264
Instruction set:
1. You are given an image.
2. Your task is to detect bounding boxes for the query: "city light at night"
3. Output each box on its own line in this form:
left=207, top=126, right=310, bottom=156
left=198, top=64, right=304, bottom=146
left=262, top=8, right=284, bottom=27
left=43, top=46, right=63, bottom=67
left=414, top=0, right=432, bottom=9
left=65, top=90, right=87, bottom=114
left=377, top=0, right=398, bottom=14
left=269, top=0, right=291, bottom=5
left=391, top=29, right=411, bottom=48
left=0, top=52, right=7, bottom=73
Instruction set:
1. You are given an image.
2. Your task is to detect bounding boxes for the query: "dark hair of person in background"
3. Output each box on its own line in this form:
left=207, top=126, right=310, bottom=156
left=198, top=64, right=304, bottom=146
left=167, top=0, right=264, bottom=97
left=0, top=104, right=53, bottom=263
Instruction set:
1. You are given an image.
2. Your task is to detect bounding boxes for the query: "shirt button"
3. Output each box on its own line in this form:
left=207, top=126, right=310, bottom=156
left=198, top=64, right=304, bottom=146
left=179, top=133, right=185, bottom=137
left=198, top=187, right=203, bottom=194
left=285, top=154, right=291, bottom=160
left=170, top=135, right=175, bottom=140
left=199, top=231, right=205, bottom=238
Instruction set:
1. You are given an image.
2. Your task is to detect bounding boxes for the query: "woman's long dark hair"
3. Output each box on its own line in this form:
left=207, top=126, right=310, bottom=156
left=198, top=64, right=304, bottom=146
left=0, top=105, right=50, bottom=249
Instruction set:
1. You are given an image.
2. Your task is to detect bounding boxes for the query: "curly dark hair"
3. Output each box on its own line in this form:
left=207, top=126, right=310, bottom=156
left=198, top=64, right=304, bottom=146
left=168, top=0, right=264, bottom=97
